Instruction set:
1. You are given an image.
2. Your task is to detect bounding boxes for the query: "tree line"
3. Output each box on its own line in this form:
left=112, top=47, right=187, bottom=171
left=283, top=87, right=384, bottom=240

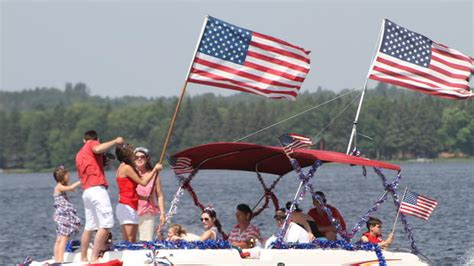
left=0, top=82, right=472, bottom=170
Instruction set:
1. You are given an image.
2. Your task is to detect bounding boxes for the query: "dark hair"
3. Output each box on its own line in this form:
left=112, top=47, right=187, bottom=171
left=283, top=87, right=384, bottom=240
left=202, top=208, right=224, bottom=237
left=237, top=203, right=253, bottom=219
left=366, top=217, right=382, bottom=230
left=285, top=201, right=302, bottom=212
left=84, top=130, right=98, bottom=141
left=53, top=166, right=68, bottom=185
left=116, top=143, right=136, bottom=167
left=314, top=191, right=327, bottom=204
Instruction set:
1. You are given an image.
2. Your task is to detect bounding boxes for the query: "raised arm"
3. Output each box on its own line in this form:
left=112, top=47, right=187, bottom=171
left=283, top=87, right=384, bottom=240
left=92, top=137, right=124, bottom=154
left=122, top=163, right=163, bottom=186
left=56, top=181, right=81, bottom=193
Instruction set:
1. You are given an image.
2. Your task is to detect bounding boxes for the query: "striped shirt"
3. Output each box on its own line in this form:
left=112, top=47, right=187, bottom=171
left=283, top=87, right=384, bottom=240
left=228, top=223, right=261, bottom=243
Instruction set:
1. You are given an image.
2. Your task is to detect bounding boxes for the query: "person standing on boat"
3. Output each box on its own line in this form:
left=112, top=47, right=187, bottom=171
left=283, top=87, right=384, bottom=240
left=76, top=130, right=123, bottom=262
left=199, top=207, right=225, bottom=241
left=360, top=217, right=394, bottom=250
left=307, top=191, right=346, bottom=240
left=52, top=166, right=81, bottom=263
left=285, top=201, right=324, bottom=240
left=228, top=204, right=262, bottom=248
left=133, top=147, right=166, bottom=241
left=115, top=143, right=163, bottom=242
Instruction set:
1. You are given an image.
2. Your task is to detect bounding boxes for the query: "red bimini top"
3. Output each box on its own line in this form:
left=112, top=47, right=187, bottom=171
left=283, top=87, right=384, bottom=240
left=171, top=142, right=400, bottom=176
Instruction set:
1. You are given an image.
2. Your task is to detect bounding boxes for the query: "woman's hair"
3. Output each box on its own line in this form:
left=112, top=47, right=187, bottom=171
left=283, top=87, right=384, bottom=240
left=203, top=207, right=224, bottom=237
left=170, top=224, right=187, bottom=236
left=53, top=166, right=68, bottom=185
left=115, top=143, right=136, bottom=167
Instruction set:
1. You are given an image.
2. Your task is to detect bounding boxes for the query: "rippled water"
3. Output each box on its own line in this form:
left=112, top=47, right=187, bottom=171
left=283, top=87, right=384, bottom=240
left=1, top=161, right=473, bottom=265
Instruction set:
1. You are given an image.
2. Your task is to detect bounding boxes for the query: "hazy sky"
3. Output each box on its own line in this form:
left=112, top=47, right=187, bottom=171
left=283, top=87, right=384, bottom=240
left=1, top=0, right=472, bottom=98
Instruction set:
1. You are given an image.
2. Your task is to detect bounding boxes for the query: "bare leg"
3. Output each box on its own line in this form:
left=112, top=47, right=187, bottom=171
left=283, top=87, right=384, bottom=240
left=55, top=235, right=69, bottom=263
left=91, top=228, right=109, bottom=262
left=80, top=230, right=92, bottom=262
left=122, top=224, right=138, bottom=242
left=53, top=236, right=60, bottom=262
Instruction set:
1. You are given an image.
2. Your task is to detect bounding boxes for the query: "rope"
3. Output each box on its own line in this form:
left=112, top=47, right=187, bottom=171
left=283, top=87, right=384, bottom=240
left=233, top=89, right=361, bottom=142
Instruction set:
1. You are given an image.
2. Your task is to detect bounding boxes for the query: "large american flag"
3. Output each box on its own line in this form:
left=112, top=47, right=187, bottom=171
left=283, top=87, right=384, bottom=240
left=399, top=190, right=438, bottom=220
left=279, top=133, right=313, bottom=155
left=169, top=156, right=194, bottom=175
left=188, top=16, right=311, bottom=100
left=369, top=19, right=473, bottom=100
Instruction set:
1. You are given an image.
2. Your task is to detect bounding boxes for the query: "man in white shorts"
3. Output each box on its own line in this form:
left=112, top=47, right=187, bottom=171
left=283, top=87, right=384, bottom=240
left=76, top=130, right=123, bottom=262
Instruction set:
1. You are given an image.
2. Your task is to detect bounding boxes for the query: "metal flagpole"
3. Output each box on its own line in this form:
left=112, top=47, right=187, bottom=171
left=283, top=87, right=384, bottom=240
left=158, top=16, right=209, bottom=164
left=391, top=186, right=409, bottom=235
left=346, top=19, right=386, bottom=154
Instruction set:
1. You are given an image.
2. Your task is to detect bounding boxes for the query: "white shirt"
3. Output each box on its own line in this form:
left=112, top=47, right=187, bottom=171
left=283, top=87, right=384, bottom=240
left=264, top=222, right=310, bottom=248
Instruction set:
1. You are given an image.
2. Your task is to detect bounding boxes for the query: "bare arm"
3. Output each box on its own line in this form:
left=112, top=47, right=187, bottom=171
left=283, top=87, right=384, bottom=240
left=379, top=233, right=394, bottom=250
left=56, top=181, right=81, bottom=193
left=199, top=230, right=215, bottom=241
left=91, top=137, right=124, bottom=154
left=121, top=164, right=162, bottom=186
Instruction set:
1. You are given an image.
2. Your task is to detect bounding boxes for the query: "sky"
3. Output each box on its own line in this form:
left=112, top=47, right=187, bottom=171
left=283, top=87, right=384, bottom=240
left=1, top=0, right=472, bottom=98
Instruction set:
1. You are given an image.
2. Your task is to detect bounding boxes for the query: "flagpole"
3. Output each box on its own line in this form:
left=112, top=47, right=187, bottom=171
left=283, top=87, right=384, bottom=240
left=346, top=19, right=386, bottom=154
left=391, top=186, right=408, bottom=235
left=158, top=16, right=209, bottom=164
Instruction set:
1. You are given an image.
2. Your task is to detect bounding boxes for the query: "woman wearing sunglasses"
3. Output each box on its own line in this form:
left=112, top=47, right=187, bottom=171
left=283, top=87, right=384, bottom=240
left=133, top=147, right=166, bottom=241
left=199, top=207, right=225, bottom=241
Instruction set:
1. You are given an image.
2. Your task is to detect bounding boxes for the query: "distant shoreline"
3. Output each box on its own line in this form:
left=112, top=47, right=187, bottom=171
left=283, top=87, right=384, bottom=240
left=2, top=157, right=472, bottom=174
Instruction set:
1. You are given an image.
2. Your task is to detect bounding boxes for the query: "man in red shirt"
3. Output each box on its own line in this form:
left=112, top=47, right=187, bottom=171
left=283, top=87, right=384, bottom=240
left=307, top=191, right=346, bottom=240
left=76, top=130, right=124, bottom=262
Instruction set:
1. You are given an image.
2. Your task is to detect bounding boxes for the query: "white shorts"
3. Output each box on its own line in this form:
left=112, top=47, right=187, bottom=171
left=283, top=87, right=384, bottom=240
left=138, top=214, right=156, bottom=241
left=82, top=186, right=114, bottom=231
left=116, top=203, right=139, bottom=225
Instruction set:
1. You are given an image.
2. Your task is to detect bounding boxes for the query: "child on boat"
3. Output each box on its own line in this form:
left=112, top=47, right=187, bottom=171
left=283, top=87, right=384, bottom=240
left=167, top=224, right=187, bottom=241
left=52, top=166, right=82, bottom=263
left=360, top=217, right=394, bottom=250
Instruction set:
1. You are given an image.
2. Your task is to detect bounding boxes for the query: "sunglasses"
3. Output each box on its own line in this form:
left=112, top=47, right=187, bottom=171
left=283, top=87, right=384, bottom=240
left=200, top=217, right=210, bottom=222
left=274, top=216, right=285, bottom=221
left=135, top=155, right=147, bottom=160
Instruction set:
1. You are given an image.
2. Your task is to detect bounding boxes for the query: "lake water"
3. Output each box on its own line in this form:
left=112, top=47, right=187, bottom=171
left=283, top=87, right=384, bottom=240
left=1, top=161, right=473, bottom=265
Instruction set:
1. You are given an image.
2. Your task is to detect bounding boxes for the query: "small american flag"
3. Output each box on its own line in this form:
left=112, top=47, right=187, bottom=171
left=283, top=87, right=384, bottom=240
left=188, top=16, right=311, bottom=100
left=169, top=156, right=194, bottom=175
left=399, top=190, right=438, bottom=220
left=278, top=133, right=313, bottom=155
left=369, top=19, right=473, bottom=100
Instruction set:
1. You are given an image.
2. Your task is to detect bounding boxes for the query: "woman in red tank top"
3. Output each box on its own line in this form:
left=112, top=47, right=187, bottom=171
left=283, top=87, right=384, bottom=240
left=115, top=144, right=163, bottom=242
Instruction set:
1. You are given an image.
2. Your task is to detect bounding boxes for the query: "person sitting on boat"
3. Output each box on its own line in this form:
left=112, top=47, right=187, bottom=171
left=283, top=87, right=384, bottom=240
left=115, top=143, right=163, bottom=242
left=133, top=146, right=166, bottom=241
left=307, top=191, right=346, bottom=240
left=228, top=204, right=262, bottom=248
left=199, top=206, right=225, bottom=241
left=167, top=223, right=187, bottom=241
left=285, top=201, right=324, bottom=240
left=360, top=217, right=394, bottom=250
left=264, top=208, right=310, bottom=248
left=52, top=166, right=81, bottom=263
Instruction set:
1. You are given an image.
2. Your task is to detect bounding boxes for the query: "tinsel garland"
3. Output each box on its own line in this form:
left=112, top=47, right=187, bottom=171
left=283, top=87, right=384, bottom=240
left=253, top=173, right=283, bottom=217
left=374, top=167, right=419, bottom=254
left=114, top=240, right=232, bottom=250
left=270, top=239, right=386, bottom=266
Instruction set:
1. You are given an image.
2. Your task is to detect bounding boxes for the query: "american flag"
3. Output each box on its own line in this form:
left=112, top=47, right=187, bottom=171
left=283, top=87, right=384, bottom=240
left=399, top=190, right=438, bottom=220
left=188, top=16, right=311, bottom=100
left=169, top=156, right=194, bottom=175
left=369, top=19, right=473, bottom=100
left=278, top=133, right=313, bottom=155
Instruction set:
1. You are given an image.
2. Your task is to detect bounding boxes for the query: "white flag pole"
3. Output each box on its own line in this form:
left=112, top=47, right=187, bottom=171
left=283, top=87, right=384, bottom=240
left=346, top=19, right=386, bottom=154
left=391, top=186, right=409, bottom=235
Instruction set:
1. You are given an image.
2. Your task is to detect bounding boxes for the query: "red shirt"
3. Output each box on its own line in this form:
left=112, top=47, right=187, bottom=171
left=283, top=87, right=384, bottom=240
left=308, top=205, right=346, bottom=231
left=362, top=231, right=382, bottom=243
left=117, top=176, right=139, bottom=210
left=228, top=223, right=261, bottom=243
left=75, top=140, right=107, bottom=190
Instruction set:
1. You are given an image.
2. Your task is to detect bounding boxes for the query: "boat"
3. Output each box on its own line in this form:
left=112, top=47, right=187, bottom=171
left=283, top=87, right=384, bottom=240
left=28, top=142, right=429, bottom=265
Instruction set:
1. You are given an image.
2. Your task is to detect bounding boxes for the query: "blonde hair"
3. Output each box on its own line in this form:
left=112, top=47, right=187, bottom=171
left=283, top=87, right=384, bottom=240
left=170, top=224, right=187, bottom=236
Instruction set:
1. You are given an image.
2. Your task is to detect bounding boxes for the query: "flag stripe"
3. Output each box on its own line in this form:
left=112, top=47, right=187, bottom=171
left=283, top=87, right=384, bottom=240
left=252, top=32, right=310, bottom=57
left=432, top=43, right=472, bottom=64
left=243, top=60, right=305, bottom=82
left=246, top=51, right=310, bottom=74
left=250, top=40, right=311, bottom=64
left=248, top=45, right=311, bottom=70
left=194, top=55, right=301, bottom=88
